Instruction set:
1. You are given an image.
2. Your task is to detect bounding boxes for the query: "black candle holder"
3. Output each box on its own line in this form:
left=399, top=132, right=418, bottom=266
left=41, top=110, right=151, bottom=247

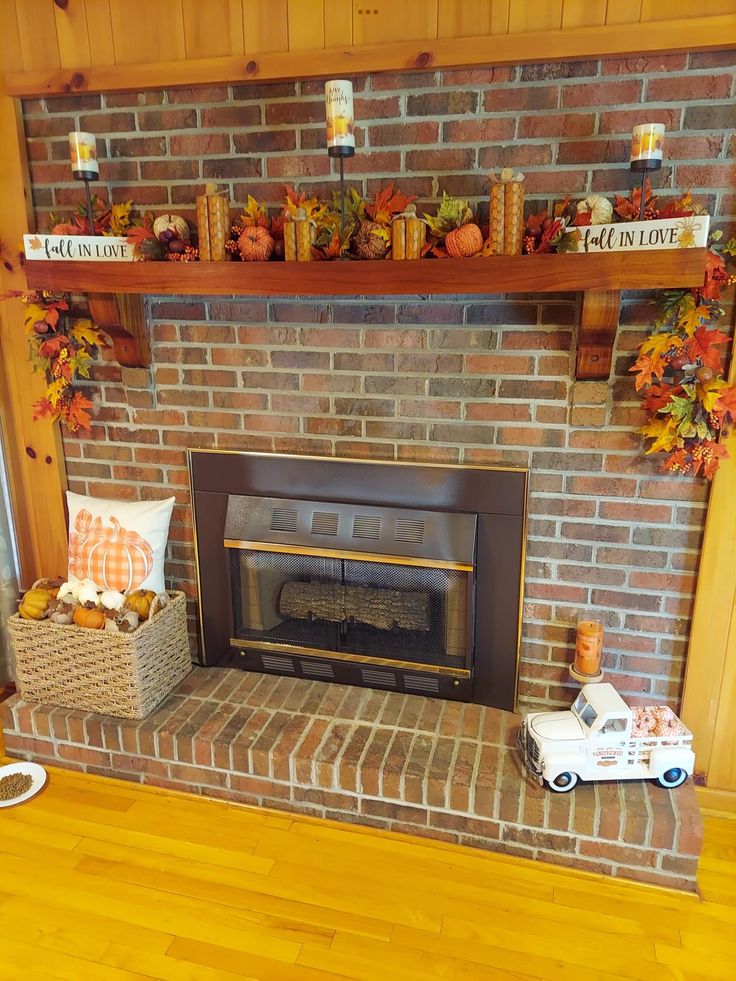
left=630, top=157, right=662, bottom=222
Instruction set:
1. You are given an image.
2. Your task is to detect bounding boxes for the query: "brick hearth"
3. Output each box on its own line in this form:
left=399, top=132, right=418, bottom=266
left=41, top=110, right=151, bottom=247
left=1, top=668, right=702, bottom=892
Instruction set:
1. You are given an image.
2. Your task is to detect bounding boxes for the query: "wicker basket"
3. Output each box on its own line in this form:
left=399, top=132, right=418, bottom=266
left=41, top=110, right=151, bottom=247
left=6, top=591, right=192, bottom=719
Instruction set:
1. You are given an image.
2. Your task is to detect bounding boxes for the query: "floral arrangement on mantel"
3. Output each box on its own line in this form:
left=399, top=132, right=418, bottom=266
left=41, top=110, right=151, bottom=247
left=523, top=182, right=736, bottom=479
left=15, top=183, right=736, bottom=477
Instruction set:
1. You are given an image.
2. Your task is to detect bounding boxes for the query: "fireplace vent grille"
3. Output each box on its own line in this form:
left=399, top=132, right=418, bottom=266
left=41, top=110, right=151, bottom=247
left=362, top=668, right=397, bottom=688
left=395, top=518, right=425, bottom=544
left=311, top=511, right=339, bottom=536
left=352, top=515, right=382, bottom=540
left=270, top=507, right=299, bottom=533
left=261, top=653, right=296, bottom=673
left=405, top=675, right=440, bottom=694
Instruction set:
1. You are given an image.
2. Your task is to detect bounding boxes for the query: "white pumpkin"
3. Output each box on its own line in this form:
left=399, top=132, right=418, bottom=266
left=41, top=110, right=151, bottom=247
left=77, top=582, right=101, bottom=606
left=152, top=213, right=190, bottom=242
left=57, top=580, right=77, bottom=601
left=576, top=195, right=613, bottom=225
left=100, top=589, right=126, bottom=612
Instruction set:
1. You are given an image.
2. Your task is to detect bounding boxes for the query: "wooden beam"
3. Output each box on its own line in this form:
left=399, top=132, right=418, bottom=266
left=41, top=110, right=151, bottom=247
left=575, top=290, right=621, bottom=381
left=3, top=13, right=734, bottom=96
left=0, top=95, right=68, bottom=586
left=87, top=294, right=150, bottom=368
left=23, top=250, right=707, bottom=298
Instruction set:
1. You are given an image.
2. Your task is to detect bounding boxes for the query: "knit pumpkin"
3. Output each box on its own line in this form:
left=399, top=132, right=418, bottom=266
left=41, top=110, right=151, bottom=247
left=238, top=225, right=274, bottom=261
left=73, top=606, right=106, bottom=630
left=354, top=220, right=390, bottom=260
left=445, top=223, right=483, bottom=257
left=576, top=195, right=613, bottom=225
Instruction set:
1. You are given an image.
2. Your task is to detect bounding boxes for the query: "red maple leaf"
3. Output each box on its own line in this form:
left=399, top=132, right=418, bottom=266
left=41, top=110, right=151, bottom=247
left=701, top=249, right=729, bottom=301
left=714, top=385, right=736, bottom=426
left=37, top=335, right=71, bottom=360
left=685, top=325, right=730, bottom=373
left=691, top=440, right=729, bottom=480
left=641, top=383, right=677, bottom=413
left=629, top=351, right=666, bottom=390
left=64, top=391, right=94, bottom=432
left=32, top=396, right=54, bottom=421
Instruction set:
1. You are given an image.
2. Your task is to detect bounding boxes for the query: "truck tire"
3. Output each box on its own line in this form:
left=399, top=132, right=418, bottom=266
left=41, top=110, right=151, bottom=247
left=656, top=767, right=687, bottom=789
left=548, top=771, right=578, bottom=792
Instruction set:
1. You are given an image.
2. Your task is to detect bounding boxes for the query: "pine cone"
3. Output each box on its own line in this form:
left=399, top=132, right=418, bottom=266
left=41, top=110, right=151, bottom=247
left=354, top=220, right=389, bottom=260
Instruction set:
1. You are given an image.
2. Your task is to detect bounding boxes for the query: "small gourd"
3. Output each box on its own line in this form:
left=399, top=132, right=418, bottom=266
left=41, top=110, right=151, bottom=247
left=237, top=225, right=274, bottom=262
left=125, top=589, right=157, bottom=621
left=18, top=587, right=53, bottom=621
left=47, top=598, right=77, bottom=625
left=73, top=606, right=106, bottom=630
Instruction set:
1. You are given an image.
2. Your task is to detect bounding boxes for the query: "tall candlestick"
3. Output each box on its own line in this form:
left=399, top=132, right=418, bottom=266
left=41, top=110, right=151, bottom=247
left=630, top=123, right=664, bottom=221
left=325, top=79, right=355, bottom=240
left=68, top=131, right=100, bottom=235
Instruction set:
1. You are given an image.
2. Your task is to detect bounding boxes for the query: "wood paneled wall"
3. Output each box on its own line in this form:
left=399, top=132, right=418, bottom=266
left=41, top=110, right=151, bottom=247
left=1, top=0, right=734, bottom=94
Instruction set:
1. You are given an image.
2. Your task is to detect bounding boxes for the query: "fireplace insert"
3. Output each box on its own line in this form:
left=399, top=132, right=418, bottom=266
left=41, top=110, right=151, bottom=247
left=189, top=451, right=527, bottom=710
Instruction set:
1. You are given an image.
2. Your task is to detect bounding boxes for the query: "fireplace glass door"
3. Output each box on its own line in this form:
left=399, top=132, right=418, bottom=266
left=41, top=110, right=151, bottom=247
left=229, top=548, right=474, bottom=676
left=223, top=494, right=477, bottom=679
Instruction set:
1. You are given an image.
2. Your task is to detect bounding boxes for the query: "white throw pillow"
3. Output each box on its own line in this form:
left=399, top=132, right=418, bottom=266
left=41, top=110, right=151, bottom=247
left=66, top=491, right=175, bottom=594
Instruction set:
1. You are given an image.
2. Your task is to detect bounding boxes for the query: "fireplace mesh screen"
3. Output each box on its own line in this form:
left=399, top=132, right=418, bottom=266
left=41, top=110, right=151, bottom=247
left=230, top=548, right=472, bottom=672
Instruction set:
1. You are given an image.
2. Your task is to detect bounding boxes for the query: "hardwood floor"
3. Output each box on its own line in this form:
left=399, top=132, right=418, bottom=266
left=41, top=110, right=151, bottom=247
left=0, top=764, right=733, bottom=980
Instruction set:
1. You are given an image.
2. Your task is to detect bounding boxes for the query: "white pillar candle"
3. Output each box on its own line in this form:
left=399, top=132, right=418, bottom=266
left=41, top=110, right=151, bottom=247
left=325, top=79, right=355, bottom=158
left=68, top=131, right=99, bottom=180
left=630, top=123, right=665, bottom=164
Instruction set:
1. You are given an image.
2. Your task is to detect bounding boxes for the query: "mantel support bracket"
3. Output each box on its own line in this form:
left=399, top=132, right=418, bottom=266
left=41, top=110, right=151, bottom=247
left=87, top=292, right=150, bottom=368
left=575, top=289, right=621, bottom=381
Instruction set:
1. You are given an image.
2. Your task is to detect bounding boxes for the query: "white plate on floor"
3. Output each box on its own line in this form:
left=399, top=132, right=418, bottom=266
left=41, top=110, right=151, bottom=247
left=0, top=761, right=47, bottom=807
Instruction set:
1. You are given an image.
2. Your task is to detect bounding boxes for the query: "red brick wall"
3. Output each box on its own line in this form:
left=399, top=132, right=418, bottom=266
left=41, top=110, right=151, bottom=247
left=22, top=52, right=736, bottom=709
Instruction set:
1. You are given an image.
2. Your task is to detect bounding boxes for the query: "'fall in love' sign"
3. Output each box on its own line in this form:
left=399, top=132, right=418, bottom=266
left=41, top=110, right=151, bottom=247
left=24, top=234, right=134, bottom=262
left=572, top=215, right=710, bottom=254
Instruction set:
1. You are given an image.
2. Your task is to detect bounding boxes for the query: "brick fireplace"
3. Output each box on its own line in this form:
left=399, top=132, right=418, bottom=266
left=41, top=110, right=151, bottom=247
left=27, top=50, right=734, bottom=710
left=5, top=50, right=731, bottom=888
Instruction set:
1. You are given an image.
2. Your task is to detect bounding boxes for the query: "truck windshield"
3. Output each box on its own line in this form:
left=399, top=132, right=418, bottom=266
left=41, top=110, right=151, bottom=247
left=573, top=692, right=598, bottom=728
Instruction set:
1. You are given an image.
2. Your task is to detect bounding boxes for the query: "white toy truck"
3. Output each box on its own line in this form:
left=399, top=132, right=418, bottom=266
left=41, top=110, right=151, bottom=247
left=519, top=682, right=695, bottom=792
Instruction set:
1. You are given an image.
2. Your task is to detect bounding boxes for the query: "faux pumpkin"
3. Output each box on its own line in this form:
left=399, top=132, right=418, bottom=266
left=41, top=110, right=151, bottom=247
left=125, top=589, right=157, bottom=621
left=237, top=226, right=274, bottom=262
left=445, top=223, right=483, bottom=258
left=18, top=587, right=53, bottom=621
left=73, top=606, right=106, bottom=630
left=152, top=213, right=190, bottom=242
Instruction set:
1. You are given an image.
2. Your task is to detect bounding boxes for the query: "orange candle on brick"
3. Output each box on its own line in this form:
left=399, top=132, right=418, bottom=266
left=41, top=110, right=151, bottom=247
left=574, top=618, right=603, bottom=676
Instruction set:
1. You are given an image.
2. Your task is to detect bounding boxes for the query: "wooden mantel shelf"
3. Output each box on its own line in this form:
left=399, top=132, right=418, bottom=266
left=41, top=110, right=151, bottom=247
left=24, top=249, right=707, bottom=380
left=25, top=249, right=705, bottom=297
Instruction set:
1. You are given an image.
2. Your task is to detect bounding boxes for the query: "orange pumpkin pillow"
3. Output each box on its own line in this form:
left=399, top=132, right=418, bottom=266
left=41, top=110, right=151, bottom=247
left=66, top=492, right=175, bottom=594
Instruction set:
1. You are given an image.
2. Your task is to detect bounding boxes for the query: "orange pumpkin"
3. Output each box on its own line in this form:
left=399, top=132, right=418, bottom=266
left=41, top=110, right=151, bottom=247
left=238, top=226, right=274, bottom=262
left=73, top=606, right=106, bottom=630
left=125, top=589, right=157, bottom=621
left=445, top=223, right=483, bottom=258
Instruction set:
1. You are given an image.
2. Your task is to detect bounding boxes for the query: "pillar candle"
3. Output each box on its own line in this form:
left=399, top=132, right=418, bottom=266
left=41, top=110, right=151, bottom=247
left=325, top=79, right=355, bottom=157
left=68, top=131, right=99, bottom=180
left=630, top=123, right=664, bottom=165
left=574, top=618, right=603, bottom=676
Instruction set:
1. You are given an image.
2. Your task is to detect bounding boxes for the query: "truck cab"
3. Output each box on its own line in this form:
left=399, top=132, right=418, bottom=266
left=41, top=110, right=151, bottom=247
left=520, top=683, right=694, bottom=792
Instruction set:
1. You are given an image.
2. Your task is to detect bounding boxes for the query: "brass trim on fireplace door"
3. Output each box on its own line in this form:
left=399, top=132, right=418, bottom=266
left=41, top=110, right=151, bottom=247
left=223, top=538, right=474, bottom=572
left=231, top=637, right=471, bottom=679
left=188, top=446, right=523, bottom=475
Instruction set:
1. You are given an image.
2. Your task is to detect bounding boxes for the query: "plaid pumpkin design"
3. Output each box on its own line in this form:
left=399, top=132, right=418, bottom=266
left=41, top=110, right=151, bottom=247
left=68, top=508, right=93, bottom=579
left=77, top=514, right=154, bottom=592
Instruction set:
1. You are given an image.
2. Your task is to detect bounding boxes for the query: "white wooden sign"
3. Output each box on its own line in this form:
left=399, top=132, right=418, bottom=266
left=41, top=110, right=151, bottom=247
left=23, top=234, right=134, bottom=262
left=572, top=215, right=710, bottom=254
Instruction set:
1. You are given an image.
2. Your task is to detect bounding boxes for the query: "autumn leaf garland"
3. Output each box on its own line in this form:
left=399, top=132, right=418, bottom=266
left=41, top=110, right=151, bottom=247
left=631, top=241, right=736, bottom=479
left=18, top=291, right=106, bottom=433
